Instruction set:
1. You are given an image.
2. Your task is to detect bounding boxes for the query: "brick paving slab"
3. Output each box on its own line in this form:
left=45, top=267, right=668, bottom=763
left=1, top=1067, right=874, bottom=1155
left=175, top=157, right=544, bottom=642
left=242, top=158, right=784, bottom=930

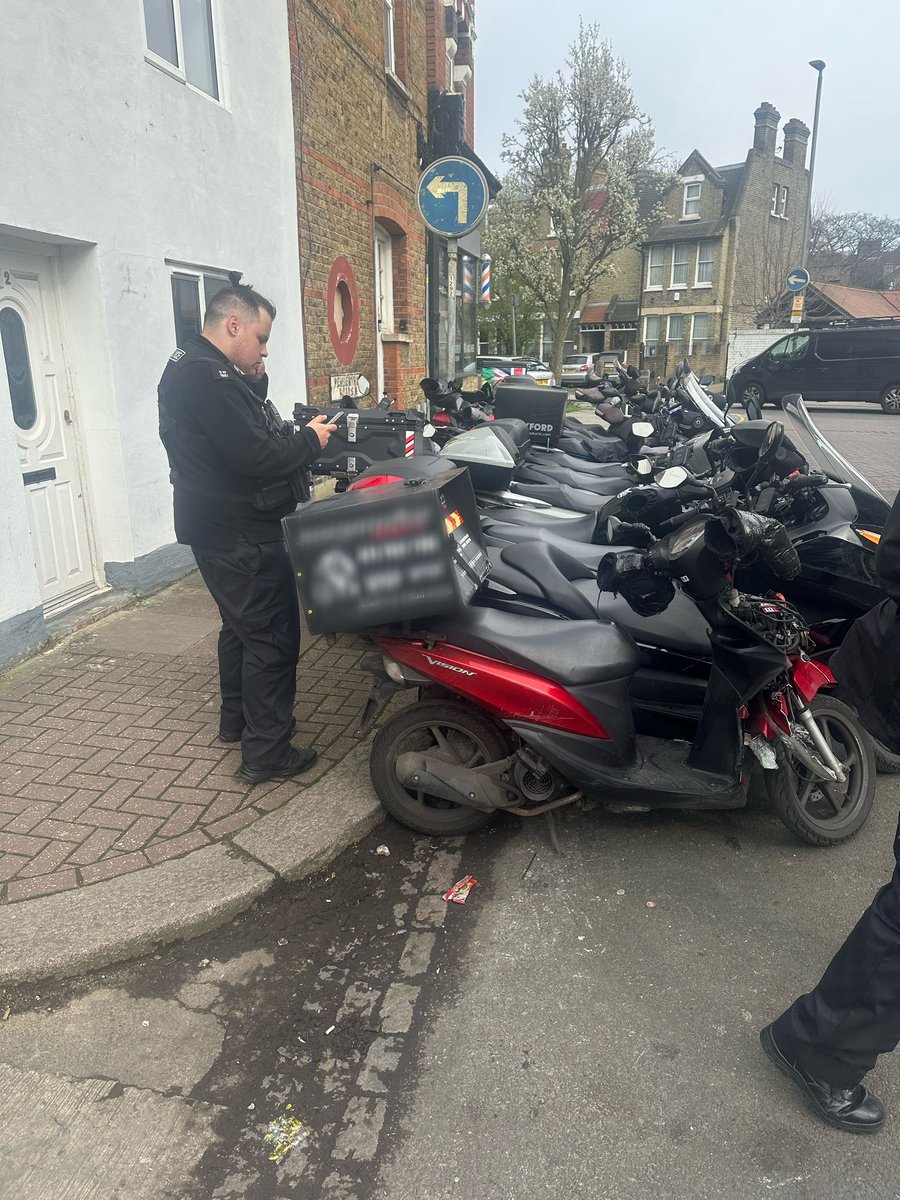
left=0, top=573, right=372, bottom=904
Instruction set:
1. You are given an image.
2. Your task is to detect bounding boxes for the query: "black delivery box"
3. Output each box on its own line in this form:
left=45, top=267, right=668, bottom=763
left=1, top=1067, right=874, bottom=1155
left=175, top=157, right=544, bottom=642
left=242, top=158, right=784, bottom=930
left=492, top=380, right=567, bottom=448
left=282, top=467, right=490, bottom=634
left=293, top=405, right=424, bottom=478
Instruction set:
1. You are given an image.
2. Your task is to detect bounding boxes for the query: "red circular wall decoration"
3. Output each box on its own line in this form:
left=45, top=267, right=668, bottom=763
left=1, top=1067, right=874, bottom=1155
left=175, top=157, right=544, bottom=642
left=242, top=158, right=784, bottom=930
left=327, top=256, right=360, bottom=366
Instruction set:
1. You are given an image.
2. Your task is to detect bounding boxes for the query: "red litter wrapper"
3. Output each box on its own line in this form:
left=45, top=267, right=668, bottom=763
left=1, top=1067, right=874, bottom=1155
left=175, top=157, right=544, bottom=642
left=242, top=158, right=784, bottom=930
left=443, top=875, right=477, bottom=904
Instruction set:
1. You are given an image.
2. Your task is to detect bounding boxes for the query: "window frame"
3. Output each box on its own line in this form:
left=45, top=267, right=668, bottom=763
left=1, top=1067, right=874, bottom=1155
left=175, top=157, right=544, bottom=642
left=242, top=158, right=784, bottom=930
left=691, top=312, right=710, bottom=352
left=384, top=0, right=397, bottom=75
left=646, top=245, right=664, bottom=290
left=644, top=314, right=662, bottom=354
left=770, top=183, right=789, bottom=219
left=682, top=180, right=702, bottom=220
left=671, top=244, right=690, bottom=289
left=168, top=264, right=231, bottom=347
left=374, top=226, right=395, bottom=335
left=667, top=314, right=684, bottom=344
left=142, top=0, right=222, bottom=103
left=695, top=240, right=715, bottom=287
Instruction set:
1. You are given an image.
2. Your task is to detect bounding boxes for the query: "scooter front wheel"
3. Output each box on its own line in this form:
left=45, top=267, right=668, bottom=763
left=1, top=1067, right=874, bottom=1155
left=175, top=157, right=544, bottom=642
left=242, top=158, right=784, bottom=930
left=370, top=700, right=509, bottom=835
left=766, top=695, right=875, bottom=846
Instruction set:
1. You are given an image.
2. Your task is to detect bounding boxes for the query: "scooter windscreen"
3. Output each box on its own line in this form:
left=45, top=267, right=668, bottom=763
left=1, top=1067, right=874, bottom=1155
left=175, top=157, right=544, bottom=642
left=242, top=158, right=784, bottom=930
left=680, top=371, right=729, bottom=429
left=779, top=395, right=889, bottom=525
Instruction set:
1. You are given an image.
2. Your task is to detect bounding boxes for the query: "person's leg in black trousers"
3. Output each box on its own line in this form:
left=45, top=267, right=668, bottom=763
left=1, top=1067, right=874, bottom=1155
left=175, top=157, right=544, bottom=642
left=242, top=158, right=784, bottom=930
left=215, top=623, right=244, bottom=738
left=760, top=811, right=900, bottom=1132
left=193, top=537, right=308, bottom=773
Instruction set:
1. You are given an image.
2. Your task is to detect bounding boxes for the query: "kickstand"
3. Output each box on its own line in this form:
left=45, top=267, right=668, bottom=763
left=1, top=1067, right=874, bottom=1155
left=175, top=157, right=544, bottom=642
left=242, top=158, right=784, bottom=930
left=545, top=809, right=563, bottom=855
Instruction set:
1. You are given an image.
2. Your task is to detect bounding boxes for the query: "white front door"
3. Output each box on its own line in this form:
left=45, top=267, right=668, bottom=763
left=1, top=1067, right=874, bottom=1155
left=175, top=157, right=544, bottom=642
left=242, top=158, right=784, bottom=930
left=0, top=248, right=96, bottom=614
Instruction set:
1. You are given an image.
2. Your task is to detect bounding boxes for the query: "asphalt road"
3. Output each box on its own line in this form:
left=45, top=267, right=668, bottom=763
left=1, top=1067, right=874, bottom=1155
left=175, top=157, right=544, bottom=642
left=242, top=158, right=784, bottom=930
left=804, top=402, right=900, bottom=502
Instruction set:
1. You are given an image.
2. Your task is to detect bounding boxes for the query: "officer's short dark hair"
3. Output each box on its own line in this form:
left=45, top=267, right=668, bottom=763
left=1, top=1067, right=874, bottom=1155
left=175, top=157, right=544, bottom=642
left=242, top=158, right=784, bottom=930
left=204, top=271, right=276, bottom=326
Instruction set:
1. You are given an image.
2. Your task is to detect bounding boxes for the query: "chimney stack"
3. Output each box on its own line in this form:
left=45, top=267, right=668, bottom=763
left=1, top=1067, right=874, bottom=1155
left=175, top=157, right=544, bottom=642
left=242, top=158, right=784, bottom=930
left=782, top=117, right=811, bottom=167
left=753, top=101, right=781, bottom=155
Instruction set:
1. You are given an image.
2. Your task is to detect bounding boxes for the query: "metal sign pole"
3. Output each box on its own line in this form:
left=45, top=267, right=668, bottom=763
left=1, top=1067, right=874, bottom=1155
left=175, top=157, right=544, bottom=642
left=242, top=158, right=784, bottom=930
left=447, top=238, right=458, bottom=380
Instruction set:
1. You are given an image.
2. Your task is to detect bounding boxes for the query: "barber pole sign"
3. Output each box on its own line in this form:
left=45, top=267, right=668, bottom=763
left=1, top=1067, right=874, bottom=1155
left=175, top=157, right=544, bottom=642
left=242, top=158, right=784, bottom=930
left=463, top=260, right=474, bottom=302
left=480, top=255, right=491, bottom=305
left=405, top=431, right=416, bottom=457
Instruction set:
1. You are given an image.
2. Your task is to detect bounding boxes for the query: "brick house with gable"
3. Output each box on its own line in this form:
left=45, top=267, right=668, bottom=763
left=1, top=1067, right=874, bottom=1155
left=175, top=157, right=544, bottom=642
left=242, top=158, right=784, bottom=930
left=578, top=103, right=810, bottom=381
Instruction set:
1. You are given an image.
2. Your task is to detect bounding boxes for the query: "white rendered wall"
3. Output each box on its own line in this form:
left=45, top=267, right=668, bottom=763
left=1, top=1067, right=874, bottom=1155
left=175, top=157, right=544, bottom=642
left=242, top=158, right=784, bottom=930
left=0, top=0, right=306, bottom=571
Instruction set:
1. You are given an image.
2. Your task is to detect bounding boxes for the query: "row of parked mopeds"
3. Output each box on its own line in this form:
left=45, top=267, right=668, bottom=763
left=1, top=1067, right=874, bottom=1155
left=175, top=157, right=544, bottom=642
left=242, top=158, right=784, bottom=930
left=297, top=360, right=894, bottom=848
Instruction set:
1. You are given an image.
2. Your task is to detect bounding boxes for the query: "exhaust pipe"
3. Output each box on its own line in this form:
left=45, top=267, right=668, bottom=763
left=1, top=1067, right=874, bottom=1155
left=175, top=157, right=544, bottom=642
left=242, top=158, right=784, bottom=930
left=395, top=752, right=518, bottom=813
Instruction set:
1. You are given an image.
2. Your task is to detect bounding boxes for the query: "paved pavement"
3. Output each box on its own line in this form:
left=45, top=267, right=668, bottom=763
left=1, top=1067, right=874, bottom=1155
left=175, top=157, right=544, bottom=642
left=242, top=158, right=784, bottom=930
left=0, top=573, right=386, bottom=983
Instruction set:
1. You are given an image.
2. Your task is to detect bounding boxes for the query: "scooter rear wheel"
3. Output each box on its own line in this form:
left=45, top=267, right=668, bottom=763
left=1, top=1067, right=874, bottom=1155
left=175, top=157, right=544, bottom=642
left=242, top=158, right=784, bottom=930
left=766, top=695, right=875, bottom=846
left=371, top=700, right=509, bottom=835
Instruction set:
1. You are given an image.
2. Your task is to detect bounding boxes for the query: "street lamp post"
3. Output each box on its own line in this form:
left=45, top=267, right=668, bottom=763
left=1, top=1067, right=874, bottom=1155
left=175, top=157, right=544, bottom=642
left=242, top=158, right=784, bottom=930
left=800, top=59, right=826, bottom=271
left=510, top=292, right=519, bottom=356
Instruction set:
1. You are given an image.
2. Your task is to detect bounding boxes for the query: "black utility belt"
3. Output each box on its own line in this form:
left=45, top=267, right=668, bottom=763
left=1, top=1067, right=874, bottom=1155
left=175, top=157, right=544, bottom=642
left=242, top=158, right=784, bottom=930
left=173, top=477, right=299, bottom=512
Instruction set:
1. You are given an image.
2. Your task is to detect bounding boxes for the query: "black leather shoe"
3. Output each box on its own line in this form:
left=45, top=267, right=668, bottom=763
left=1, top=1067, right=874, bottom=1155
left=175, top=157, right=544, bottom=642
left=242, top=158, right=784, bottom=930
left=239, top=746, right=317, bottom=784
left=220, top=717, right=296, bottom=743
left=760, top=1023, right=885, bottom=1134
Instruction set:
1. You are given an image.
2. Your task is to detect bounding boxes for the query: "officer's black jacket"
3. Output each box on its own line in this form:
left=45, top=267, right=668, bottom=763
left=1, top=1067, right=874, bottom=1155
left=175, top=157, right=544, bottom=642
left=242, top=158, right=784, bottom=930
left=833, top=488, right=900, bottom=752
left=158, top=336, right=321, bottom=548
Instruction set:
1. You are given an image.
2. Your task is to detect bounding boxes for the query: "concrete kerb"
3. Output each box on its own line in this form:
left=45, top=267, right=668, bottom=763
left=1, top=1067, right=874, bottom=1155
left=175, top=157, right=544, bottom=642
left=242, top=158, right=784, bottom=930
left=0, top=739, right=384, bottom=987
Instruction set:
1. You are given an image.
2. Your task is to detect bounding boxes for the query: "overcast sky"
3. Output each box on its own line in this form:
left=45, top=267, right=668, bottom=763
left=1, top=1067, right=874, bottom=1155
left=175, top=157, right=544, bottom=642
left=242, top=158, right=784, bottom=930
left=475, top=0, right=898, bottom=215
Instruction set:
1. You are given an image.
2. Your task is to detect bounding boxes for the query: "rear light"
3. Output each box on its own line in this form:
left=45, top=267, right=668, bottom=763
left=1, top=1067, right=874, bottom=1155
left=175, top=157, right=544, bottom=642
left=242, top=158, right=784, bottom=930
left=432, top=411, right=451, bottom=425
left=510, top=367, right=525, bottom=375
left=348, top=474, right=405, bottom=491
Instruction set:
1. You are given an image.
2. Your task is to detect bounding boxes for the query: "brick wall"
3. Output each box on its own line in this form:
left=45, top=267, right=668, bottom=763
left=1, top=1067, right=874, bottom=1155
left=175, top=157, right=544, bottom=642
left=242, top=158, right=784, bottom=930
left=289, top=0, right=428, bottom=407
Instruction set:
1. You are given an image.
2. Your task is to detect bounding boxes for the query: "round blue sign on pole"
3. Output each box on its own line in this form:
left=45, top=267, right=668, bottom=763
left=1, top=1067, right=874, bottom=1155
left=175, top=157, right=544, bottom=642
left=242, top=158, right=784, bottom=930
left=786, top=267, right=810, bottom=292
left=417, top=156, right=489, bottom=238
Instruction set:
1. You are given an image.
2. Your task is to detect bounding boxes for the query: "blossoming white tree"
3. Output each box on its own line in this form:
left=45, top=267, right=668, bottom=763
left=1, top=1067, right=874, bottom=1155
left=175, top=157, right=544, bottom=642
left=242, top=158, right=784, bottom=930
left=487, top=22, right=672, bottom=378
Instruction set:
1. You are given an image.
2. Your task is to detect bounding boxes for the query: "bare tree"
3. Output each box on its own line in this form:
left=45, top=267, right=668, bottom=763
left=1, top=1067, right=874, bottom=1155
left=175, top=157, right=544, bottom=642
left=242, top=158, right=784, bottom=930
left=731, top=215, right=806, bottom=327
left=485, top=22, right=672, bottom=378
left=810, top=207, right=900, bottom=288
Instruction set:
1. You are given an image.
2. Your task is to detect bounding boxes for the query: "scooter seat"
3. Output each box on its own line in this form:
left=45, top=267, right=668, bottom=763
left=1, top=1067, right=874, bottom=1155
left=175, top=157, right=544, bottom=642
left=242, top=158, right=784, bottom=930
left=480, top=508, right=602, bottom=542
left=435, top=606, right=640, bottom=687
left=510, top=480, right=622, bottom=510
left=524, top=450, right=632, bottom=479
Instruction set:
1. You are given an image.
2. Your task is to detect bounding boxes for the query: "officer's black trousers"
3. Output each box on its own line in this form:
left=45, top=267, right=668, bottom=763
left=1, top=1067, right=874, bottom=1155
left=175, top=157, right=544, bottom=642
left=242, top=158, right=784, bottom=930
left=772, top=811, right=900, bottom=1088
left=192, top=537, right=300, bottom=769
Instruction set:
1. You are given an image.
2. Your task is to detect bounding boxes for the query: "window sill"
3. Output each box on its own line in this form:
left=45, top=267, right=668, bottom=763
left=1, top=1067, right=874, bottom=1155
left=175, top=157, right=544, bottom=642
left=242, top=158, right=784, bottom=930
left=679, top=214, right=701, bottom=222
left=381, top=332, right=410, bottom=344
left=770, top=213, right=789, bottom=221
left=692, top=282, right=713, bottom=289
left=385, top=71, right=411, bottom=101
left=644, top=285, right=663, bottom=292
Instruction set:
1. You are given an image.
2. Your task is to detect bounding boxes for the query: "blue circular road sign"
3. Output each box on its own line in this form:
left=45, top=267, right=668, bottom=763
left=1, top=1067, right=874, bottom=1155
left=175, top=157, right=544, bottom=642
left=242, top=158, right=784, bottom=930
left=786, top=267, right=810, bottom=292
left=417, top=157, right=489, bottom=238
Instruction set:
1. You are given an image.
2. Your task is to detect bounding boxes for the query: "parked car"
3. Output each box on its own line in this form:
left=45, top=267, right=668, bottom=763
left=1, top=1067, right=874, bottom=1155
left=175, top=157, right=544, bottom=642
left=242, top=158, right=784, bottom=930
left=464, top=356, right=556, bottom=386
left=559, top=353, right=599, bottom=388
left=729, top=322, right=900, bottom=412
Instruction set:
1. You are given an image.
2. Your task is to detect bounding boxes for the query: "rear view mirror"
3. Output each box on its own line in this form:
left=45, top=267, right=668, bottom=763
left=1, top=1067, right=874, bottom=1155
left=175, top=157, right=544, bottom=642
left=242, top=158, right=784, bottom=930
left=631, top=421, right=654, bottom=438
left=423, top=424, right=436, bottom=438
left=357, top=375, right=371, bottom=396
left=657, top=466, right=689, bottom=489
left=635, top=457, right=653, bottom=476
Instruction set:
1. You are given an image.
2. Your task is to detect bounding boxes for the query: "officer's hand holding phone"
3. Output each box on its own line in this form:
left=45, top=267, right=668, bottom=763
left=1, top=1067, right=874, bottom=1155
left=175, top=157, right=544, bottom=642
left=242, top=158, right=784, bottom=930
left=307, top=413, right=339, bottom=448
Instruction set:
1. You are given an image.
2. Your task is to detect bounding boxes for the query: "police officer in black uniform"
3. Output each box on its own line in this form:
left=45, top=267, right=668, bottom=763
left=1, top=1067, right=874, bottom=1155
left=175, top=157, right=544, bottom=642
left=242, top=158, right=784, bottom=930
left=158, top=277, right=335, bottom=783
left=758, top=490, right=900, bottom=1135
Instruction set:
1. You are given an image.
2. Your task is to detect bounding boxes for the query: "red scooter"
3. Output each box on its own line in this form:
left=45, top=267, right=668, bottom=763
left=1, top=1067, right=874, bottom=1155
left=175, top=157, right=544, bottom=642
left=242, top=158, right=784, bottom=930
left=362, top=509, right=874, bottom=845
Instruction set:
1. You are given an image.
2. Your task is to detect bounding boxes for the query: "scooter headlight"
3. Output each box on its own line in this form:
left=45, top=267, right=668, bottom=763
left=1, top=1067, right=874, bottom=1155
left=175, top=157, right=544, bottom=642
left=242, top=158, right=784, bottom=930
left=668, top=521, right=707, bottom=558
